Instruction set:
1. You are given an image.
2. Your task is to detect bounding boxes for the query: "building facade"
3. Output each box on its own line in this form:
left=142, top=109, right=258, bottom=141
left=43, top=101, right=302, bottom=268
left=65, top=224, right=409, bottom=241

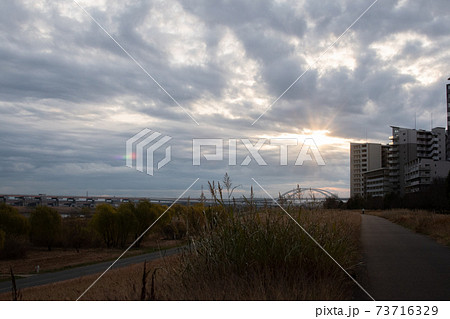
left=363, top=167, right=391, bottom=197
left=446, top=83, right=450, bottom=160
left=350, top=143, right=386, bottom=197
left=388, top=126, right=447, bottom=194
left=404, top=158, right=450, bottom=193
left=350, top=83, right=450, bottom=197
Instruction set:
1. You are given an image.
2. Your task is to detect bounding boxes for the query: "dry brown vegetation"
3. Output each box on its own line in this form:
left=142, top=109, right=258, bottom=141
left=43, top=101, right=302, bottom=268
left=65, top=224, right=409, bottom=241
left=1, top=208, right=363, bottom=301
left=368, top=209, right=450, bottom=246
left=0, top=257, right=175, bottom=301
left=0, top=234, right=182, bottom=277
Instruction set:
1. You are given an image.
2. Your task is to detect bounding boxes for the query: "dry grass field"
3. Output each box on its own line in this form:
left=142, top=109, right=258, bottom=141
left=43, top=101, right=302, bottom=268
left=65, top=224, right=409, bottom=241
left=368, top=209, right=450, bottom=246
left=0, top=257, right=175, bottom=301
left=0, top=208, right=363, bottom=301
left=0, top=234, right=183, bottom=278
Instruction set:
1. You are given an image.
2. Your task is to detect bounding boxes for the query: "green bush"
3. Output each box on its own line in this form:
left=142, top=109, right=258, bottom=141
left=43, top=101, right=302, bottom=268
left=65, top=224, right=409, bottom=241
left=90, top=202, right=173, bottom=248
left=0, top=203, right=30, bottom=237
left=184, top=204, right=206, bottom=235
left=117, top=203, right=138, bottom=247
left=0, top=204, right=30, bottom=258
left=90, top=204, right=119, bottom=248
left=30, top=206, right=62, bottom=251
left=162, top=221, right=186, bottom=240
left=133, top=201, right=165, bottom=247
left=62, top=217, right=102, bottom=251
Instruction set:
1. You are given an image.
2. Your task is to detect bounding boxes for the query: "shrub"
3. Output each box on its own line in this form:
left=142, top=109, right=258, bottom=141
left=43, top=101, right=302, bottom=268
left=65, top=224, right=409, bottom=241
left=0, top=204, right=30, bottom=258
left=0, top=229, right=4, bottom=251
left=162, top=221, right=186, bottom=240
left=162, top=224, right=176, bottom=240
left=30, top=206, right=62, bottom=251
left=90, top=202, right=169, bottom=248
left=62, top=217, right=102, bottom=251
left=117, top=203, right=138, bottom=247
left=90, top=204, right=119, bottom=248
left=184, top=204, right=206, bottom=235
left=323, top=197, right=344, bottom=209
left=173, top=221, right=187, bottom=239
left=0, top=203, right=30, bottom=237
left=0, top=235, right=29, bottom=259
left=133, top=201, right=166, bottom=247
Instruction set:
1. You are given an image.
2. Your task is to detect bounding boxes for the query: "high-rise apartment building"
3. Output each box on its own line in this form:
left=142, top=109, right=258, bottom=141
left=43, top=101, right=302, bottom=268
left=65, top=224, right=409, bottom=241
left=404, top=158, right=450, bottom=193
left=446, top=83, right=450, bottom=160
left=388, top=126, right=447, bottom=194
left=350, top=143, right=386, bottom=197
left=364, top=167, right=391, bottom=197
left=350, top=83, right=450, bottom=198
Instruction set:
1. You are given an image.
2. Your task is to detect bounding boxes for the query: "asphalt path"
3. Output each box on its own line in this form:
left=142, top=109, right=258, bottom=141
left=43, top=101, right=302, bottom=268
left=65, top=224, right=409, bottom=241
left=0, top=246, right=184, bottom=294
left=361, top=214, right=450, bottom=300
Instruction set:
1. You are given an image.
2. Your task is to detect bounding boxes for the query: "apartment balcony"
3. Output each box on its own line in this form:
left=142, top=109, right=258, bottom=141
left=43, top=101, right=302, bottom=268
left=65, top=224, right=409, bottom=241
left=429, top=144, right=439, bottom=150
left=388, top=152, right=399, bottom=158
left=389, top=172, right=399, bottom=177
left=417, top=153, right=428, bottom=158
left=388, top=159, right=399, bottom=165
left=405, top=173, right=420, bottom=180
left=366, top=182, right=385, bottom=188
left=406, top=179, right=432, bottom=188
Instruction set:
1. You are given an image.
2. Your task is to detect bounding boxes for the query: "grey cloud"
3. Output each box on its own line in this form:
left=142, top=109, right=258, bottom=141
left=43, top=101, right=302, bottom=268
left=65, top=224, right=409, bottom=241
left=0, top=0, right=449, bottom=198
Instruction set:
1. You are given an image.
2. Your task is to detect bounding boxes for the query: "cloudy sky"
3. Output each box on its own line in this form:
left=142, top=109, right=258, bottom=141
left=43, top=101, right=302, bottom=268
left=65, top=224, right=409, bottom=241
left=0, top=0, right=449, bottom=199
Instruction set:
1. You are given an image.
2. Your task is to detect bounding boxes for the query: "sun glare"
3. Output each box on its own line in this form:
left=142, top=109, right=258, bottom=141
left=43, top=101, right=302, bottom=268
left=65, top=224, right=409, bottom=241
left=261, top=129, right=350, bottom=149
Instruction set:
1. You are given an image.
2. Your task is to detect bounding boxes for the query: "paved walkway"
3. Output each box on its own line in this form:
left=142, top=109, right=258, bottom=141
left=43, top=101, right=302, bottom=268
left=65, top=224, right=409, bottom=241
left=0, top=246, right=183, bottom=294
left=361, top=214, right=450, bottom=300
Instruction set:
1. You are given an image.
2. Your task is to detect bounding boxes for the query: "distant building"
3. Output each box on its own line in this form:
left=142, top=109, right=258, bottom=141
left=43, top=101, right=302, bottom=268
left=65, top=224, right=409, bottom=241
left=389, top=126, right=447, bottom=194
left=350, top=143, right=387, bottom=197
left=404, top=158, right=450, bottom=193
left=446, top=83, right=450, bottom=160
left=350, top=83, right=450, bottom=197
left=350, top=126, right=449, bottom=197
left=363, top=167, right=391, bottom=197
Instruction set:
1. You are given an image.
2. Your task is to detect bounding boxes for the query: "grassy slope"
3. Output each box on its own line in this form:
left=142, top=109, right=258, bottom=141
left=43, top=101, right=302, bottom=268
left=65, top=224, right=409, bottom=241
left=1, top=208, right=363, bottom=301
left=368, top=209, right=450, bottom=246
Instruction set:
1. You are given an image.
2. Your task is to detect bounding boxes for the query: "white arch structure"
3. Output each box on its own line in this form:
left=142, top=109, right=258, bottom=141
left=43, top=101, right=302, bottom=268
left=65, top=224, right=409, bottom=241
left=279, top=187, right=339, bottom=201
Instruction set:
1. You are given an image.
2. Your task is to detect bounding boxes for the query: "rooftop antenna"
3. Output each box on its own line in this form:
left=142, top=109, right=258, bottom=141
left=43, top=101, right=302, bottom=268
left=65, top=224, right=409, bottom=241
left=414, top=112, right=416, bottom=129
left=365, top=128, right=367, bottom=143
left=431, top=112, right=433, bottom=130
